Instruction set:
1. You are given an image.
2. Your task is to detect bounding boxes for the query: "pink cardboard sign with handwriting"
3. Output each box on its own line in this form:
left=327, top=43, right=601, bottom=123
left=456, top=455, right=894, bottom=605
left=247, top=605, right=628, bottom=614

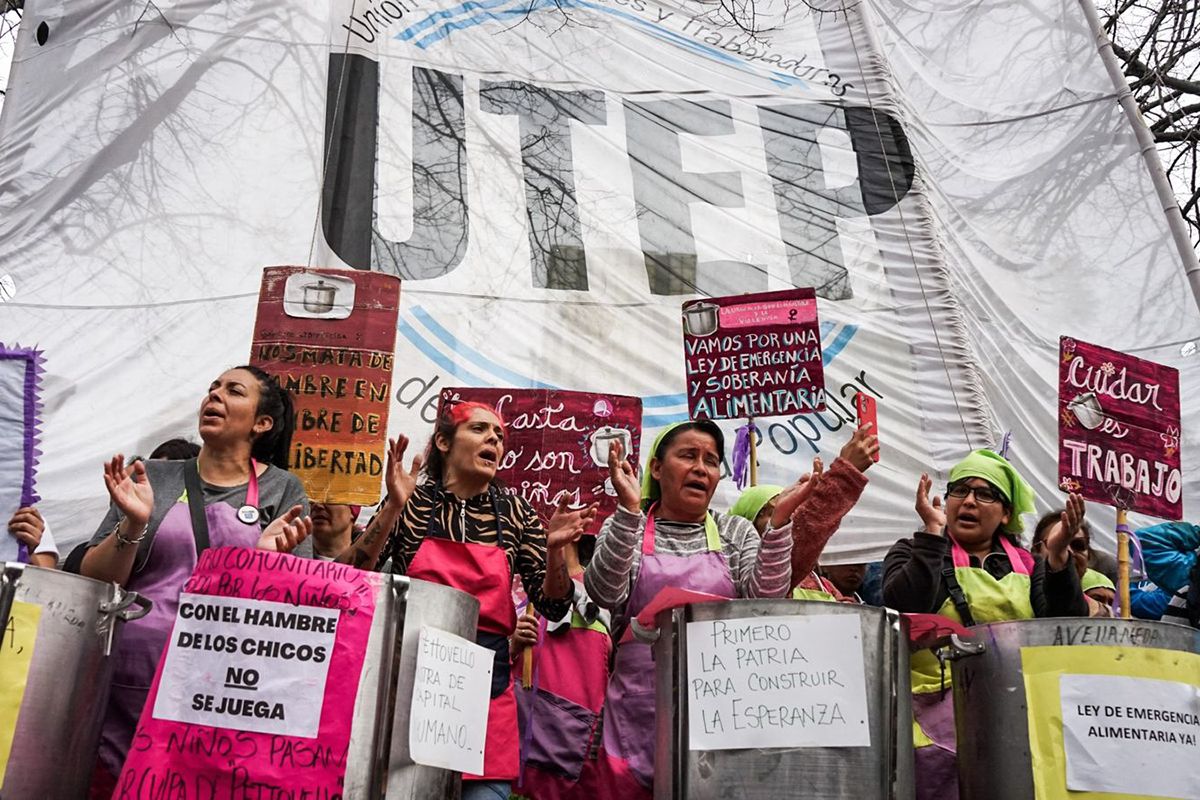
left=438, top=388, right=642, bottom=534
left=1058, top=337, right=1182, bottom=519
left=682, top=288, right=825, bottom=420
left=116, top=549, right=379, bottom=799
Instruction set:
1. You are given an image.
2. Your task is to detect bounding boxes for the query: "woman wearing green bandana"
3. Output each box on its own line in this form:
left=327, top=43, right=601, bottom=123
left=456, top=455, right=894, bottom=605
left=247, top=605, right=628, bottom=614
left=883, top=449, right=1088, bottom=800
left=585, top=421, right=801, bottom=799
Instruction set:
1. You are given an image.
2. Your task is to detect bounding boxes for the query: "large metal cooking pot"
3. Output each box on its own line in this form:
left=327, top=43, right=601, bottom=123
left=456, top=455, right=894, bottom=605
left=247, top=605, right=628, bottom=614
left=682, top=302, right=720, bottom=337
left=653, top=599, right=914, bottom=799
left=0, top=563, right=151, bottom=797
left=950, top=618, right=1199, bottom=800
left=301, top=279, right=338, bottom=314
left=341, top=575, right=480, bottom=799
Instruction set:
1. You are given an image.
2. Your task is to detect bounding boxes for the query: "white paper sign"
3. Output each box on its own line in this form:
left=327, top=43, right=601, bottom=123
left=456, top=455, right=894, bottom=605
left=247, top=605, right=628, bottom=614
left=1060, top=673, right=1200, bottom=798
left=409, top=625, right=493, bottom=774
left=152, top=593, right=339, bottom=737
left=686, top=614, right=871, bottom=751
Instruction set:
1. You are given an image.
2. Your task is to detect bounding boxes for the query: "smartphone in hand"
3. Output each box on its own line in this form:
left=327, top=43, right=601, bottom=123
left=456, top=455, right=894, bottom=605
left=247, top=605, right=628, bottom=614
left=855, top=392, right=880, bottom=462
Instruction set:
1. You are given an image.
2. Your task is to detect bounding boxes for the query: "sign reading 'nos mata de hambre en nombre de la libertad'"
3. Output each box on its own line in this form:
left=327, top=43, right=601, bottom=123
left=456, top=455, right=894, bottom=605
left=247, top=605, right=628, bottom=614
left=682, top=289, right=825, bottom=421
left=251, top=266, right=401, bottom=506
left=1057, top=337, right=1182, bottom=520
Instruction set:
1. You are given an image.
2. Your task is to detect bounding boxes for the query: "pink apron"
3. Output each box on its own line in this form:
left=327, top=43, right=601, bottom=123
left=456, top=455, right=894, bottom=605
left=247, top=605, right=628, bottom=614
left=596, top=509, right=734, bottom=798
left=97, top=463, right=264, bottom=779
left=515, top=576, right=612, bottom=800
left=406, top=506, right=521, bottom=782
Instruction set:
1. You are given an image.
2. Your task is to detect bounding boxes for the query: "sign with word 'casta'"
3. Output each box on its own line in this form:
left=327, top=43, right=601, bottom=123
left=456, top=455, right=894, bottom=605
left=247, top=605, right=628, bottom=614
left=251, top=266, right=401, bottom=505
left=409, top=626, right=493, bottom=774
left=439, top=388, right=642, bottom=534
left=682, top=289, right=825, bottom=421
left=686, top=614, right=870, bottom=751
left=1060, top=673, right=1200, bottom=798
left=1058, top=337, right=1181, bottom=519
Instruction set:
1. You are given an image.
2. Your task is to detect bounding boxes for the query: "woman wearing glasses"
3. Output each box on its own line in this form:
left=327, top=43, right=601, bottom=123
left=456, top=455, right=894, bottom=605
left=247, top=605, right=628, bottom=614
left=883, top=449, right=1088, bottom=800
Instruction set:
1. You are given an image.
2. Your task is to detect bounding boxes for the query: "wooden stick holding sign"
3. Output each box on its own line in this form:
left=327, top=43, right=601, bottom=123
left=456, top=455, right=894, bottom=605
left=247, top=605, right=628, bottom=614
left=1117, top=508, right=1131, bottom=619
left=522, top=605, right=535, bottom=689
left=748, top=415, right=758, bottom=487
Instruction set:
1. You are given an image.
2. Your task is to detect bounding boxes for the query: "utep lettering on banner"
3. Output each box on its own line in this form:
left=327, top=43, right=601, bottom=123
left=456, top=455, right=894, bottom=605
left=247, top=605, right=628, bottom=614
left=438, top=388, right=642, bottom=534
left=1057, top=337, right=1182, bottom=519
left=685, top=613, right=870, bottom=751
left=251, top=266, right=401, bottom=505
left=116, top=548, right=380, bottom=800
left=682, top=289, right=826, bottom=421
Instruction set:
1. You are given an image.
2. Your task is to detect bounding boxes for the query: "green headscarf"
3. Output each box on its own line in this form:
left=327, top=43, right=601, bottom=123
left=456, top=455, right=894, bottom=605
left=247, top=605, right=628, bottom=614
left=1081, top=569, right=1115, bottom=594
left=729, top=485, right=785, bottom=524
left=640, top=421, right=725, bottom=510
left=947, top=449, right=1035, bottom=534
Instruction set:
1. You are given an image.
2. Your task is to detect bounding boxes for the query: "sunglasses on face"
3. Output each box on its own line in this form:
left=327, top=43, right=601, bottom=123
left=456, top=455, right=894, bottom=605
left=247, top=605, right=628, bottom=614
left=945, top=484, right=1002, bottom=504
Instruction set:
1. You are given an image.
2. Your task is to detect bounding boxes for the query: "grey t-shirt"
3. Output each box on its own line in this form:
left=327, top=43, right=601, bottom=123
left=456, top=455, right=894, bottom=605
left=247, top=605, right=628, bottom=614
left=88, top=459, right=312, bottom=567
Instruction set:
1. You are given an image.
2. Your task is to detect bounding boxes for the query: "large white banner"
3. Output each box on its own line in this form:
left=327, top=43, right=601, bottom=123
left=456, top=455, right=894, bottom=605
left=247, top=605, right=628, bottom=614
left=0, top=0, right=1194, bottom=559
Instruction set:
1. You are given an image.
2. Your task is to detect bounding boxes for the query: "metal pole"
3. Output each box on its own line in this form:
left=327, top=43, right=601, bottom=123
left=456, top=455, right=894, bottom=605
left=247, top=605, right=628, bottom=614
left=1077, top=0, right=1200, bottom=317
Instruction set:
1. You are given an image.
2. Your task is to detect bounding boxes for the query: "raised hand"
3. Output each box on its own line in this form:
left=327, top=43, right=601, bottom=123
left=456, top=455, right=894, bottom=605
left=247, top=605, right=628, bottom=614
left=1043, top=493, right=1085, bottom=571
left=607, top=439, right=641, bottom=514
left=772, top=457, right=824, bottom=528
left=840, top=423, right=880, bottom=472
left=257, top=504, right=313, bottom=553
left=385, top=435, right=422, bottom=509
left=103, top=455, right=154, bottom=527
left=546, top=495, right=597, bottom=550
left=915, top=473, right=946, bottom=535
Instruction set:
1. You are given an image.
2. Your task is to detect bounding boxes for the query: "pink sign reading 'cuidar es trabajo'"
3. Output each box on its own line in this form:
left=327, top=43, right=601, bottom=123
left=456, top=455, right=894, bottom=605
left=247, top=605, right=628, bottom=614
left=719, top=298, right=817, bottom=328
left=116, top=548, right=380, bottom=799
left=682, top=288, right=825, bottom=421
left=1057, top=337, right=1182, bottom=520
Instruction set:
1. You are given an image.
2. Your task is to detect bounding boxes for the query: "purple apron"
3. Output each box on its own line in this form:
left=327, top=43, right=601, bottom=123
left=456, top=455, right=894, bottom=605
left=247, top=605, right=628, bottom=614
left=599, top=508, right=734, bottom=792
left=98, top=475, right=262, bottom=776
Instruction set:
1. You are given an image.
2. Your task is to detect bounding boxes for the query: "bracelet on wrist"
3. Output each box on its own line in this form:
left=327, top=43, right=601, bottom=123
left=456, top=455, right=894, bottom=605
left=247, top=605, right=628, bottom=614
left=114, top=520, right=148, bottom=546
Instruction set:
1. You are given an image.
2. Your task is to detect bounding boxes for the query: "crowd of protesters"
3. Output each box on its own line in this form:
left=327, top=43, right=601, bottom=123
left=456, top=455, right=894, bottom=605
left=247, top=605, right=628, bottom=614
left=6, top=365, right=1196, bottom=800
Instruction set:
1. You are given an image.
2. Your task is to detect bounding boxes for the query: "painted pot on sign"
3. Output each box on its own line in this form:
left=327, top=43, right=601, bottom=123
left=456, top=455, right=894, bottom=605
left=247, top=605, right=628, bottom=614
left=682, top=302, right=720, bottom=337
left=302, top=279, right=338, bottom=314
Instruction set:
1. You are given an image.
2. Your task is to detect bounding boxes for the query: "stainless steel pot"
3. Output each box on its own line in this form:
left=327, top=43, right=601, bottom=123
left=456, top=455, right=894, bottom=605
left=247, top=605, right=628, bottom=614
left=341, top=575, right=480, bottom=799
left=0, top=563, right=151, bottom=797
left=653, top=599, right=914, bottom=799
left=682, top=302, right=720, bottom=337
left=302, top=279, right=338, bottom=314
left=949, top=618, right=1199, bottom=800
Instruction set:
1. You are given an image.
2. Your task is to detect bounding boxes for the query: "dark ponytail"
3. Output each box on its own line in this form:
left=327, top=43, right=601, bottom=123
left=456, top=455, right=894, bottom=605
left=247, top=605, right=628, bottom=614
left=234, top=364, right=295, bottom=470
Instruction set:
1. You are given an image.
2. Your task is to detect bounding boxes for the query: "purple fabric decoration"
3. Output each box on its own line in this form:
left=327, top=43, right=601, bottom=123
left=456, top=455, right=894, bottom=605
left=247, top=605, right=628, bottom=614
left=997, top=431, right=1012, bottom=460
left=731, top=421, right=756, bottom=490
left=0, top=343, right=44, bottom=564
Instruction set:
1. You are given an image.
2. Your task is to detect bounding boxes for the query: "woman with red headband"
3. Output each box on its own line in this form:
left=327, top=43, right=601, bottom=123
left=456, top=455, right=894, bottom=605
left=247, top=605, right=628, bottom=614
left=345, top=401, right=594, bottom=800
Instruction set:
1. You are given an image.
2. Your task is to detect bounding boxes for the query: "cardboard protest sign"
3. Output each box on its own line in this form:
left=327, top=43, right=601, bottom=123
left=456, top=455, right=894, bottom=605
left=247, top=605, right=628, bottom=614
left=409, top=626, right=493, bottom=774
left=1058, top=337, right=1182, bottom=519
left=0, top=601, right=40, bottom=786
left=251, top=266, right=400, bottom=505
left=439, top=388, right=642, bottom=533
left=0, top=345, right=43, bottom=563
left=685, top=614, right=870, bottom=751
left=117, top=548, right=379, bottom=798
left=682, top=289, right=825, bottom=420
left=1022, top=643, right=1200, bottom=800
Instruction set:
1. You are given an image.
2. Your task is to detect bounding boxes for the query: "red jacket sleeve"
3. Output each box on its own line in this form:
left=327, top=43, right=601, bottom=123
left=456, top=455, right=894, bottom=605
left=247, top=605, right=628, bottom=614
left=789, top=457, right=868, bottom=586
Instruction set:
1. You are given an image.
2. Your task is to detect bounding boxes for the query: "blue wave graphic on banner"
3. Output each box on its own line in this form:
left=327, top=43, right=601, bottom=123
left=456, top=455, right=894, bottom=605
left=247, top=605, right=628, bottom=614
left=399, top=306, right=858, bottom=428
left=394, top=0, right=807, bottom=89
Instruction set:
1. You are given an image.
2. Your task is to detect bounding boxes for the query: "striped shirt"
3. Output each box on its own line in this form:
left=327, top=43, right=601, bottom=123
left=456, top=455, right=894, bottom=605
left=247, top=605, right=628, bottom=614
left=1162, top=584, right=1196, bottom=628
left=378, top=483, right=571, bottom=621
left=584, top=506, right=793, bottom=621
